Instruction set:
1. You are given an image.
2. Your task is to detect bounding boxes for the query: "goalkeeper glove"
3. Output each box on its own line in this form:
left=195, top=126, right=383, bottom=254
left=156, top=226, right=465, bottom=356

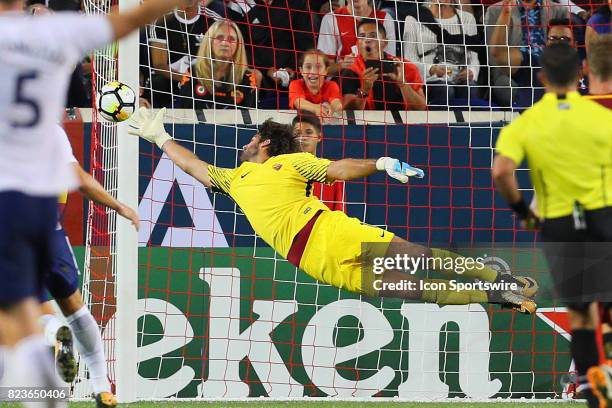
left=376, top=157, right=425, bottom=183
left=128, top=107, right=172, bottom=149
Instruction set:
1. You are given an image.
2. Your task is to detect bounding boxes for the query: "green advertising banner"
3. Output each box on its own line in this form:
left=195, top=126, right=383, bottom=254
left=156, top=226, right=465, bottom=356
left=130, top=247, right=572, bottom=400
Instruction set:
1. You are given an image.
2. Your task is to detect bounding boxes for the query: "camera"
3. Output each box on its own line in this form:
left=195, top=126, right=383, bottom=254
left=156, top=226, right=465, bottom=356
left=365, top=59, right=397, bottom=78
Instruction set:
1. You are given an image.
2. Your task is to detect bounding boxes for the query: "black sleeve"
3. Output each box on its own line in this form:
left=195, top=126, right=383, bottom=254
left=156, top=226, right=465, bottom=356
left=337, top=69, right=360, bottom=95
left=149, top=17, right=168, bottom=44
left=291, top=0, right=318, bottom=53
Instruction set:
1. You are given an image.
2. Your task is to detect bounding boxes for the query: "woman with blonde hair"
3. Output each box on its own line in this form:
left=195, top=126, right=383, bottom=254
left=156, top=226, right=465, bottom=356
left=181, top=19, right=262, bottom=109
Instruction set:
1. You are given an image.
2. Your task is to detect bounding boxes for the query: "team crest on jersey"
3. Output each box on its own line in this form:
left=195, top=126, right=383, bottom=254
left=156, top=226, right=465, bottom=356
left=232, top=89, right=244, bottom=104
left=195, top=84, right=207, bottom=97
left=273, top=164, right=282, bottom=171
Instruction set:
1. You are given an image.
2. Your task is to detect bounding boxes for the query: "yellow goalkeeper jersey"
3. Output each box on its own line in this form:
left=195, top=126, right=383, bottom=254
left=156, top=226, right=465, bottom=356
left=207, top=152, right=333, bottom=257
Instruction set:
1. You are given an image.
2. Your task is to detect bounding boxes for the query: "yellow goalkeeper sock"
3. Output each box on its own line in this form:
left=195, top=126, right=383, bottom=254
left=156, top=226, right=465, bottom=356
left=419, top=279, right=488, bottom=305
left=430, top=248, right=498, bottom=283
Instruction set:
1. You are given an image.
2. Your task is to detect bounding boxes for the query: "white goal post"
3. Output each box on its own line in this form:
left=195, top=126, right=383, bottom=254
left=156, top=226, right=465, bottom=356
left=114, top=0, right=140, bottom=401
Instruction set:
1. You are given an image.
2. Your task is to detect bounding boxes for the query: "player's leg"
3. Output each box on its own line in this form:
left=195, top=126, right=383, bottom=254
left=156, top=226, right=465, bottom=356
left=0, top=191, right=66, bottom=406
left=39, top=300, right=78, bottom=384
left=56, top=291, right=114, bottom=398
left=41, top=228, right=82, bottom=384
left=587, top=207, right=612, bottom=362
left=592, top=303, right=612, bottom=408
left=424, top=244, right=537, bottom=296
left=541, top=214, right=604, bottom=407
left=298, top=212, right=534, bottom=312
left=379, top=269, right=489, bottom=304
left=563, top=303, right=604, bottom=408
left=372, top=239, right=487, bottom=303
left=45, top=228, right=115, bottom=407
left=380, top=237, right=536, bottom=313
left=0, top=299, right=65, bottom=400
left=602, top=304, right=612, bottom=363
left=583, top=208, right=612, bottom=407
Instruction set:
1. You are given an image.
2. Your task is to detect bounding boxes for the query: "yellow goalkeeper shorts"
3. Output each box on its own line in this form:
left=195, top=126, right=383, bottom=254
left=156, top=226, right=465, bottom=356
left=298, top=210, right=394, bottom=295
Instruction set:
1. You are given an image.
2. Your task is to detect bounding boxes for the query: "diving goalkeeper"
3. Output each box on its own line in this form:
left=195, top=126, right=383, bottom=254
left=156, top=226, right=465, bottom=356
left=130, top=108, right=537, bottom=313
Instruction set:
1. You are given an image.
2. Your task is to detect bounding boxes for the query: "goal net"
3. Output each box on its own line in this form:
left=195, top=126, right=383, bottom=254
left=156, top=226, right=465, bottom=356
left=79, top=0, right=577, bottom=401
left=74, top=0, right=119, bottom=399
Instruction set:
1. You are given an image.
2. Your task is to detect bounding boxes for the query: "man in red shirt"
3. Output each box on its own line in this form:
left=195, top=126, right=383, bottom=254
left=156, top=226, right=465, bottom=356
left=340, top=19, right=426, bottom=111
left=291, top=114, right=346, bottom=212
left=317, top=0, right=396, bottom=75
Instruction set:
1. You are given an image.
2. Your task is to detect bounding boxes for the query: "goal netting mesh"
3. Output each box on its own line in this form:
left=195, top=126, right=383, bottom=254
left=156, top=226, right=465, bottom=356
left=79, top=0, right=579, bottom=401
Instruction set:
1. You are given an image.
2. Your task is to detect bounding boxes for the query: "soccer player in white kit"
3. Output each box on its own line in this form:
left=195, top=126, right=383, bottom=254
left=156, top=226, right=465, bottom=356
left=0, top=0, right=184, bottom=405
left=39, top=126, right=139, bottom=407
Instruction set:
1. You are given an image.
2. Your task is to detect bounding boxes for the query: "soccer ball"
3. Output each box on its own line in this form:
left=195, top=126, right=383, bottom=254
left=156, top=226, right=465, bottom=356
left=97, top=81, right=136, bottom=122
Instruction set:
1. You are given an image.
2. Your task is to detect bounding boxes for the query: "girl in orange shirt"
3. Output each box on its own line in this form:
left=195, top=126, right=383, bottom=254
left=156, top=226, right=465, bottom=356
left=289, top=49, right=343, bottom=119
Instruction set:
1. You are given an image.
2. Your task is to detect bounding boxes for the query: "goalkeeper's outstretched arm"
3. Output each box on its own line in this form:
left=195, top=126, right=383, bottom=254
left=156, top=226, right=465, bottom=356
left=162, top=140, right=212, bottom=188
left=326, top=159, right=377, bottom=181
left=327, top=157, right=425, bottom=183
left=128, top=108, right=212, bottom=188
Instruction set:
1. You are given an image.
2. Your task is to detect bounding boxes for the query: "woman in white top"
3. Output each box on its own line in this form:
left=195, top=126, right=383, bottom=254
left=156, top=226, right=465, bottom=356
left=403, top=0, right=480, bottom=107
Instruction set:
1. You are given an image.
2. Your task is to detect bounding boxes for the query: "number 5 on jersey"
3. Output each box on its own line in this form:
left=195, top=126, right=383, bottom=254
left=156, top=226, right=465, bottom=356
left=11, top=71, right=41, bottom=128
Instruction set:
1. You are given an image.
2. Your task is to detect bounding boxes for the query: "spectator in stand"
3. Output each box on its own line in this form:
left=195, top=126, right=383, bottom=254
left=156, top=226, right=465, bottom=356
left=545, top=17, right=592, bottom=94
left=481, top=0, right=585, bottom=15
left=314, top=0, right=344, bottom=15
left=340, top=19, right=426, bottom=111
left=291, top=114, right=346, bottom=212
left=318, top=0, right=397, bottom=75
left=289, top=50, right=343, bottom=120
left=403, top=0, right=481, bottom=107
left=27, top=0, right=81, bottom=11
left=586, top=0, right=611, bottom=48
left=182, top=19, right=262, bottom=109
left=208, top=0, right=316, bottom=108
left=149, top=0, right=223, bottom=107
left=485, top=0, right=568, bottom=107
left=547, top=18, right=576, bottom=47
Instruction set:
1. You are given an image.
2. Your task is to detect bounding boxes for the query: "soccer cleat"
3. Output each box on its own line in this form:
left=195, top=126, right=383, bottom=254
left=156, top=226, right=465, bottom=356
left=55, top=326, right=77, bottom=383
left=513, top=276, right=539, bottom=298
left=489, top=290, right=537, bottom=314
left=588, top=365, right=612, bottom=408
left=95, top=391, right=118, bottom=408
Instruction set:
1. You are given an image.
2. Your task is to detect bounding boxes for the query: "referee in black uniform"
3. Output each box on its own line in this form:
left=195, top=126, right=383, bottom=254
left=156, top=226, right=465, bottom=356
left=493, top=43, right=612, bottom=408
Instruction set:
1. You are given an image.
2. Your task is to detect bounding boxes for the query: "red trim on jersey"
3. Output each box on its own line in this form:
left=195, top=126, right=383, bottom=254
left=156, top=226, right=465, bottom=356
left=585, top=93, right=612, bottom=109
left=334, top=7, right=388, bottom=57
left=287, top=209, right=323, bottom=267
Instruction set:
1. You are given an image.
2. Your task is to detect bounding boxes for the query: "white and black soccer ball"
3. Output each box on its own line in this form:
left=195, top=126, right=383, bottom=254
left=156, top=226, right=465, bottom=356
left=96, top=81, right=136, bottom=122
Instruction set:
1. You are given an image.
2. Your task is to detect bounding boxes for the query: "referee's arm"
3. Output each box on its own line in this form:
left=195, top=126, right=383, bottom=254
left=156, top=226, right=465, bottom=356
left=492, top=155, right=521, bottom=205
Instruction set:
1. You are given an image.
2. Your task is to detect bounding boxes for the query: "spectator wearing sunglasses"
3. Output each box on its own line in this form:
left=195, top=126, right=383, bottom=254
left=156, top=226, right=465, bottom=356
left=485, top=0, right=569, bottom=107
left=546, top=18, right=591, bottom=93
left=546, top=18, right=576, bottom=47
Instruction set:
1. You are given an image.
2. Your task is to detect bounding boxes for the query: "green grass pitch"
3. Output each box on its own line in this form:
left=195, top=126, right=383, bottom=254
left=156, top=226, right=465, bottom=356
left=3, top=402, right=583, bottom=408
